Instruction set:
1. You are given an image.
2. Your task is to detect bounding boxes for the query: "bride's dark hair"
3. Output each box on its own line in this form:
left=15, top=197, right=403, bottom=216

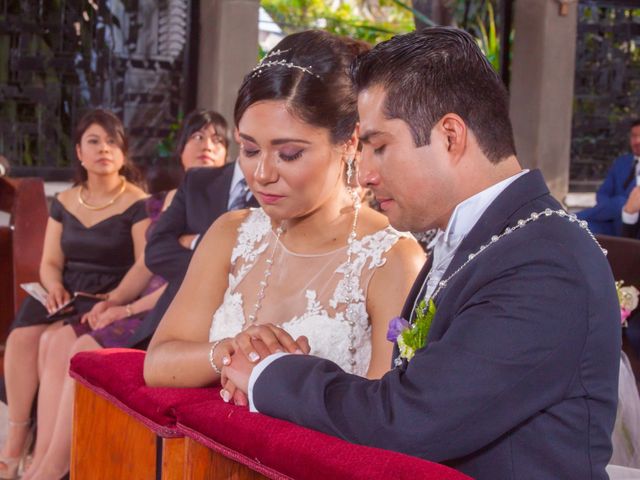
left=234, top=30, right=370, bottom=145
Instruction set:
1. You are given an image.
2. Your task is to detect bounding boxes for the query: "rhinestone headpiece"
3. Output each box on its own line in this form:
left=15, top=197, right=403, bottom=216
left=251, top=48, right=321, bottom=79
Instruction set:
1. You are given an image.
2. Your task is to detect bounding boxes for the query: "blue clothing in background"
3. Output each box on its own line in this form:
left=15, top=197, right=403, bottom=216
left=577, top=153, right=636, bottom=236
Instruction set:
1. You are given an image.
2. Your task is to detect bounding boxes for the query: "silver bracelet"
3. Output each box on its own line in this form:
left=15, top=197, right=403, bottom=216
left=208, top=339, right=226, bottom=375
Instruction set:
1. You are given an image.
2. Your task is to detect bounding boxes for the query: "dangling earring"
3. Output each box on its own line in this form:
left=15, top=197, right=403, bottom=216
left=346, top=156, right=355, bottom=186
left=345, top=156, right=361, bottom=212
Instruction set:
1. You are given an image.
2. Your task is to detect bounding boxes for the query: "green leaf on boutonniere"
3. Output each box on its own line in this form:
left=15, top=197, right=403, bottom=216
left=397, top=298, right=436, bottom=361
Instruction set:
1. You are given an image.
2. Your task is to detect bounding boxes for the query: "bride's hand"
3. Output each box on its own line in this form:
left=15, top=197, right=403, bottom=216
left=234, top=324, right=310, bottom=363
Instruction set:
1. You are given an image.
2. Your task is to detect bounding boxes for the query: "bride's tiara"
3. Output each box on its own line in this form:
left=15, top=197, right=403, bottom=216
left=250, top=48, right=321, bottom=79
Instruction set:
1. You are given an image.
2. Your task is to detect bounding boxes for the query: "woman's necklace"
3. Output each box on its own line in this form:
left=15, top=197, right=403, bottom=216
left=248, top=199, right=362, bottom=372
left=78, top=176, right=126, bottom=211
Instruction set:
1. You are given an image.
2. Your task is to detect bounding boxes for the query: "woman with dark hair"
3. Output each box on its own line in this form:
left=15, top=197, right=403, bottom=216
left=13, top=109, right=231, bottom=480
left=144, top=31, right=425, bottom=393
left=0, top=109, right=149, bottom=479
left=161, top=109, right=230, bottom=207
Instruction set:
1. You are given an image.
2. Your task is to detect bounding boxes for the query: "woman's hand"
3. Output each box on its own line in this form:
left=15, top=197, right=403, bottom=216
left=81, top=300, right=113, bottom=325
left=209, top=338, right=236, bottom=375
left=89, top=305, right=128, bottom=331
left=45, top=283, right=71, bottom=314
left=233, top=324, right=310, bottom=363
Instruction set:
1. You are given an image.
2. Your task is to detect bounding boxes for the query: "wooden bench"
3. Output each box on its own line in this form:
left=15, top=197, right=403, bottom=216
left=0, top=176, right=48, bottom=343
left=70, top=349, right=471, bottom=480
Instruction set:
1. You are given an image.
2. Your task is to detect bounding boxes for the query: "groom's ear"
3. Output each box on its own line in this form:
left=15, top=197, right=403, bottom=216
left=439, top=113, right=467, bottom=164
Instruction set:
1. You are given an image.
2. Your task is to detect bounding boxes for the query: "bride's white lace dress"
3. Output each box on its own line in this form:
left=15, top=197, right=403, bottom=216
left=209, top=208, right=410, bottom=376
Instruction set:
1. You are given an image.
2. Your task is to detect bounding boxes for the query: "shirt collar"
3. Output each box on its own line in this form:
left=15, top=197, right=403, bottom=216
left=230, top=160, right=245, bottom=191
left=441, top=170, right=529, bottom=246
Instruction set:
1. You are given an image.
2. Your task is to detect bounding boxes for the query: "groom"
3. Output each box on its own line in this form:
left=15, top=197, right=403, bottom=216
left=223, top=27, right=620, bottom=479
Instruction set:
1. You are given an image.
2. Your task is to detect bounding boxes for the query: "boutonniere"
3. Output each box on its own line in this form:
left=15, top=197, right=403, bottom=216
left=616, top=280, right=639, bottom=328
left=387, top=298, right=436, bottom=362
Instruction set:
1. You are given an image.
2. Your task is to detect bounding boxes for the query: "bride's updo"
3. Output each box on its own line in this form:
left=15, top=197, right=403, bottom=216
left=234, top=30, right=370, bottom=145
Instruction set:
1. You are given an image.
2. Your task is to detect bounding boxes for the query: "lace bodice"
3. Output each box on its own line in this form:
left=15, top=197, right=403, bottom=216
left=209, top=208, right=409, bottom=376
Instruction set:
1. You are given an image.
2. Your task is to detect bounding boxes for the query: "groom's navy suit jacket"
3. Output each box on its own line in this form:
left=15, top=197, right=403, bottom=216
left=253, top=170, right=620, bottom=479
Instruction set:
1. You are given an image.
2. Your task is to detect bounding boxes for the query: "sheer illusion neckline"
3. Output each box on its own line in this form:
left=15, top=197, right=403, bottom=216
left=273, top=231, right=349, bottom=258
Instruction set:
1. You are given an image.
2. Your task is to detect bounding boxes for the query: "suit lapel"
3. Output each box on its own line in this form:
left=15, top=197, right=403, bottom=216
left=400, top=254, right=433, bottom=321
left=438, top=170, right=552, bottom=293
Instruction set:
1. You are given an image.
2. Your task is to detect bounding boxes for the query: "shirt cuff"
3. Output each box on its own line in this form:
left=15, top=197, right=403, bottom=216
left=190, top=234, right=201, bottom=250
left=622, top=210, right=639, bottom=225
left=248, top=352, right=290, bottom=413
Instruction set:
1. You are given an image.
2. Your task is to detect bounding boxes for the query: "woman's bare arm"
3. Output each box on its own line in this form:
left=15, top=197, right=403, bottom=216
left=144, top=210, right=247, bottom=387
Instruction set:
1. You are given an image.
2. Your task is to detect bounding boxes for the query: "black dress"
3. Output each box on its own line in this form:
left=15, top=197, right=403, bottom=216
left=11, top=197, right=148, bottom=329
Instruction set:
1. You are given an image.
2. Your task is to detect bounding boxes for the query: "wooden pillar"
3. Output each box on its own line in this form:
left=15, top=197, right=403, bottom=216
left=509, top=0, right=579, bottom=202
left=197, top=0, right=260, bottom=155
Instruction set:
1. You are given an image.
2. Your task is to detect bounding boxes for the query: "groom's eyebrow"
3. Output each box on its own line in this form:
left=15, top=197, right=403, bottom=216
left=359, top=130, right=383, bottom=144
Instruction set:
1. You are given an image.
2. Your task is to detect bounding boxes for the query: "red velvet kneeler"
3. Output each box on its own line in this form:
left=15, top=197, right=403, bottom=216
left=70, top=349, right=471, bottom=479
left=70, top=348, right=214, bottom=436
left=176, top=398, right=471, bottom=480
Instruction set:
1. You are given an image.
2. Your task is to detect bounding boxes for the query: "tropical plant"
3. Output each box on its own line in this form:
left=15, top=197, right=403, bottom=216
left=261, top=0, right=416, bottom=44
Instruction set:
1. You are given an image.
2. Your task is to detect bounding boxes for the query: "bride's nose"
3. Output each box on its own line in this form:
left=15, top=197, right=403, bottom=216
left=254, top=153, right=278, bottom=184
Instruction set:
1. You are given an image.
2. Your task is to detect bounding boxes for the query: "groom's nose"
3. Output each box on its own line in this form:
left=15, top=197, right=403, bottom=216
left=358, top=151, right=381, bottom=188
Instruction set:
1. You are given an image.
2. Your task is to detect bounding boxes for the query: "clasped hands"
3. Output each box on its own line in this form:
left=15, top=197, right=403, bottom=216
left=80, top=300, right=127, bottom=331
left=214, top=324, right=310, bottom=407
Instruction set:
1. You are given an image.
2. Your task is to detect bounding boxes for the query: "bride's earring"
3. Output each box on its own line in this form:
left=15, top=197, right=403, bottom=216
left=346, top=156, right=355, bottom=186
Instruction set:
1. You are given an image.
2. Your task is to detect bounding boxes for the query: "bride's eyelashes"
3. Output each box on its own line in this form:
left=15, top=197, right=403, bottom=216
left=278, top=149, right=304, bottom=162
left=241, top=145, right=260, bottom=157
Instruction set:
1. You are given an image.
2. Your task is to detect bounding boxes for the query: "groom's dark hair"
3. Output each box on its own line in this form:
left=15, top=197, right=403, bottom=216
left=350, top=27, right=516, bottom=164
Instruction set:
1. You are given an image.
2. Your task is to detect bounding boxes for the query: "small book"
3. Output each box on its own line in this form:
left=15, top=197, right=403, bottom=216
left=20, top=283, right=104, bottom=319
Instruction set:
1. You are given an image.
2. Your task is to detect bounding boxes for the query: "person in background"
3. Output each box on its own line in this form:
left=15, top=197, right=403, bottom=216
left=578, top=119, right=640, bottom=236
left=0, top=109, right=149, bottom=479
left=21, top=109, right=231, bottom=480
left=143, top=30, right=425, bottom=394
left=131, top=110, right=257, bottom=349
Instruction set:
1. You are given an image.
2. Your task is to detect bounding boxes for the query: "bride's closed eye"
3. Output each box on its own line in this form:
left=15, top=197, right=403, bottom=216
left=278, top=149, right=304, bottom=162
left=241, top=145, right=260, bottom=157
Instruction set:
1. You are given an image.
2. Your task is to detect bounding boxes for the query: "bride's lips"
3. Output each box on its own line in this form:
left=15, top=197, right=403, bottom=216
left=257, top=192, right=285, bottom=205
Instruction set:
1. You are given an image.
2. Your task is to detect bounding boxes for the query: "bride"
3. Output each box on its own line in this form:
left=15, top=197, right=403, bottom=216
left=144, top=30, right=425, bottom=391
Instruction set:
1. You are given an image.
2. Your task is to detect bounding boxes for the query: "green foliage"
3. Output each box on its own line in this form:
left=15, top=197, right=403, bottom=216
left=474, top=2, right=499, bottom=71
left=261, top=0, right=415, bottom=45
left=156, top=113, right=184, bottom=159
left=402, top=298, right=436, bottom=352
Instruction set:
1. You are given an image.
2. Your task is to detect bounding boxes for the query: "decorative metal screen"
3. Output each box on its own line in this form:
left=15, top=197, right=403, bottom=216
left=0, top=0, right=194, bottom=180
left=570, top=0, right=640, bottom=191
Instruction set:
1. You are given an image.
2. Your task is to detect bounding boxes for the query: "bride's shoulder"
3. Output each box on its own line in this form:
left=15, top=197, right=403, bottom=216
left=199, top=209, right=254, bottom=248
left=358, top=206, right=425, bottom=264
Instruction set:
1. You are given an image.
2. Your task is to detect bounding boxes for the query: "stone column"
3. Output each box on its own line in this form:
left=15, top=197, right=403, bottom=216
left=509, top=0, right=578, bottom=202
left=197, top=0, right=260, bottom=155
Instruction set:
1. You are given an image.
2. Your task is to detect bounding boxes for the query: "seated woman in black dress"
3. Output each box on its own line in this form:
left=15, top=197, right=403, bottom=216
left=21, top=110, right=231, bottom=480
left=0, top=109, right=149, bottom=480
left=79, top=109, right=230, bottom=333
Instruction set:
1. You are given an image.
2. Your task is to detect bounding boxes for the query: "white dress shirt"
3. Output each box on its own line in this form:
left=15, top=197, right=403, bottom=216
left=621, top=156, right=640, bottom=225
left=227, top=161, right=249, bottom=210
left=423, top=170, right=527, bottom=300
left=247, top=169, right=528, bottom=412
